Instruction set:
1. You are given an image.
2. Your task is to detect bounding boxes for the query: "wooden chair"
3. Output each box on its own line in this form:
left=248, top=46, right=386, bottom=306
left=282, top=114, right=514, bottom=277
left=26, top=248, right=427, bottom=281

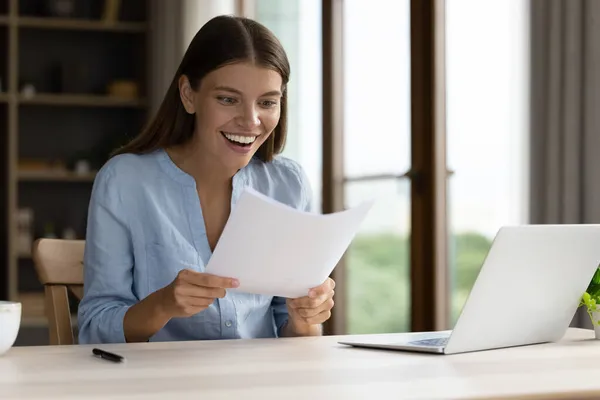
left=32, top=238, right=85, bottom=345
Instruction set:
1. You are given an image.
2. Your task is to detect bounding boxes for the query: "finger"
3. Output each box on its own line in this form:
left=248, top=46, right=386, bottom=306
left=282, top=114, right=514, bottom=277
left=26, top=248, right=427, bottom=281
left=180, top=270, right=239, bottom=289
left=288, top=295, right=323, bottom=309
left=305, top=310, right=332, bottom=325
left=308, top=278, right=335, bottom=298
left=178, top=283, right=226, bottom=299
left=185, top=297, right=215, bottom=308
left=289, top=290, right=334, bottom=309
left=179, top=297, right=215, bottom=315
left=173, top=293, right=214, bottom=310
left=297, top=297, right=334, bottom=319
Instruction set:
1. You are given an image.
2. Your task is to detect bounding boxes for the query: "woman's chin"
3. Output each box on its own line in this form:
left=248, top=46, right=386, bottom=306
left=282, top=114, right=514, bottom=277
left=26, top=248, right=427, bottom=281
left=222, top=151, right=255, bottom=172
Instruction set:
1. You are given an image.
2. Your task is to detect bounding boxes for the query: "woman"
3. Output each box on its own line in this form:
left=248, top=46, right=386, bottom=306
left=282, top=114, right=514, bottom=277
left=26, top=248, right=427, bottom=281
left=77, top=15, right=335, bottom=344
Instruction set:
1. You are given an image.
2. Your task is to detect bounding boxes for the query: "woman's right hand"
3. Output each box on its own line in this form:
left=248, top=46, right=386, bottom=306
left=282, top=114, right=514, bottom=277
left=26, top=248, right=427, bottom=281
left=158, top=269, right=239, bottom=318
left=123, top=269, right=239, bottom=342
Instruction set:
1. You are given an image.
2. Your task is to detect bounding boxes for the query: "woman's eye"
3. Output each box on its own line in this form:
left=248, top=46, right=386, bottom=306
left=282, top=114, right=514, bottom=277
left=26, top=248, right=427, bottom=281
left=260, top=100, right=278, bottom=108
left=217, top=96, right=237, bottom=105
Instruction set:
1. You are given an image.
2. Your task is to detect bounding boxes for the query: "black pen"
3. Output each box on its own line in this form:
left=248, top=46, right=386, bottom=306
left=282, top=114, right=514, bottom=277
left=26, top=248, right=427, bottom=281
left=92, top=348, right=125, bottom=363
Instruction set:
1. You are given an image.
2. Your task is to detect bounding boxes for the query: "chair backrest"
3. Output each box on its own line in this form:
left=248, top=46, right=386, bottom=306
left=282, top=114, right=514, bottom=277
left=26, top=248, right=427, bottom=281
left=32, top=238, right=85, bottom=345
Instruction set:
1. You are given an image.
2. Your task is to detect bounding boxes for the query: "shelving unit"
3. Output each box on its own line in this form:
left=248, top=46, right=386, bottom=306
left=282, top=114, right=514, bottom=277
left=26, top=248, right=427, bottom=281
left=1, top=0, right=151, bottom=344
left=17, top=16, right=146, bottom=32
left=18, top=169, right=97, bottom=182
left=18, top=93, right=146, bottom=107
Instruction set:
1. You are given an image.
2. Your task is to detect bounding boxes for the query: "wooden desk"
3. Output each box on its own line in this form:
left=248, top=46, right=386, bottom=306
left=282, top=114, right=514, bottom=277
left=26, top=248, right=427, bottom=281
left=1, top=328, right=600, bottom=399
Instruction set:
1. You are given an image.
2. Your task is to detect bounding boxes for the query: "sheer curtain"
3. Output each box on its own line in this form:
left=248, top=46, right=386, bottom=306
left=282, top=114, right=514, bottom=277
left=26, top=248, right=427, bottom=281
left=530, top=0, right=600, bottom=328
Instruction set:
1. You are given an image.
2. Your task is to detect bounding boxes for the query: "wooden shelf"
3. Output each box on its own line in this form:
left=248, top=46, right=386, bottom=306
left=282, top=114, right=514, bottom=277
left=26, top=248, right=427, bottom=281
left=18, top=93, right=145, bottom=108
left=18, top=170, right=97, bottom=182
left=0, top=16, right=8, bottom=26
left=0, top=93, right=9, bottom=103
left=17, top=17, right=146, bottom=33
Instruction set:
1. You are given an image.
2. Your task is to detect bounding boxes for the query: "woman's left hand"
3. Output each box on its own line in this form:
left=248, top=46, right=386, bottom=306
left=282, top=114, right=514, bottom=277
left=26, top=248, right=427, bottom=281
left=286, top=278, right=335, bottom=329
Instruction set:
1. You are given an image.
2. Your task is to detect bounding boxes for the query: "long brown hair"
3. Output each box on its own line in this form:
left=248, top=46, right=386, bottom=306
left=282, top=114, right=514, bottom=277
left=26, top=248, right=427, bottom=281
left=113, top=15, right=290, bottom=162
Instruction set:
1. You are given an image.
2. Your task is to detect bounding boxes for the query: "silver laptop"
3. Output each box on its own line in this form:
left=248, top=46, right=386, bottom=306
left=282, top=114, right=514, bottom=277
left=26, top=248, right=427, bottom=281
left=338, top=224, right=600, bottom=355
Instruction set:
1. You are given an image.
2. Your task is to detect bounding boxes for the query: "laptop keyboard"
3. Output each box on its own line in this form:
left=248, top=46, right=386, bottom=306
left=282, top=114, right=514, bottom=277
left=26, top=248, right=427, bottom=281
left=408, top=337, right=449, bottom=347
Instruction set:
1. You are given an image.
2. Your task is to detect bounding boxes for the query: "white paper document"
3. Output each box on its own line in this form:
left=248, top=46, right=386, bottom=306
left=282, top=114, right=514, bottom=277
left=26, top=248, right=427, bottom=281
left=205, top=187, right=374, bottom=298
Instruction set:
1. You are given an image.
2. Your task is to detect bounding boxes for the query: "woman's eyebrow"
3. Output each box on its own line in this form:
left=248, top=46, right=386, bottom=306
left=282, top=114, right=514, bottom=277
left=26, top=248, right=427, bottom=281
left=213, top=85, right=242, bottom=94
left=260, top=90, right=282, bottom=97
left=213, top=85, right=281, bottom=97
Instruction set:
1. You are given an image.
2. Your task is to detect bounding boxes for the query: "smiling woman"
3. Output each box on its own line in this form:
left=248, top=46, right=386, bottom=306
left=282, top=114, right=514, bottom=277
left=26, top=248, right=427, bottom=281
left=174, top=62, right=284, bottom=170
left=76, top=15, right=335, bottom=345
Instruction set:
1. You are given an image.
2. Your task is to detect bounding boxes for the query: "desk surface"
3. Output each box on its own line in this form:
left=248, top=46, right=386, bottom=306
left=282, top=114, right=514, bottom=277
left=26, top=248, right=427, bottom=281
left=2, top=328, right=600, bottom=399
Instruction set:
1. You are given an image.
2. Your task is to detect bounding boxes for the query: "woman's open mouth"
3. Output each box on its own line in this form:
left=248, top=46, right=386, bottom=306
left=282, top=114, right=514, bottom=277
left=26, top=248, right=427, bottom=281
left=221, top=131, right=260, bottom=154
left=221, top=131, right=258, bottom=147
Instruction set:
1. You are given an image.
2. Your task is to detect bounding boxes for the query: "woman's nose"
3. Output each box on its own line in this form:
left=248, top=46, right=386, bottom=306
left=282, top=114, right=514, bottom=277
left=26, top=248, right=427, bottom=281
left=236, top=106, right=260, bottom=129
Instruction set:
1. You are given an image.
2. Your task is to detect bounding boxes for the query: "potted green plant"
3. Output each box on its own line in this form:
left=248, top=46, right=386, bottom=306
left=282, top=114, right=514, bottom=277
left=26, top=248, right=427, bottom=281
left=580, top=266, right=600, bottom=338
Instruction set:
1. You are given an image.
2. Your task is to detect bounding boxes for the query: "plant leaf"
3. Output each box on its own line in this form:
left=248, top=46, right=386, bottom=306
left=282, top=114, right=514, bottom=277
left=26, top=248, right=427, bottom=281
left=593, top=266, right=600, bottom=285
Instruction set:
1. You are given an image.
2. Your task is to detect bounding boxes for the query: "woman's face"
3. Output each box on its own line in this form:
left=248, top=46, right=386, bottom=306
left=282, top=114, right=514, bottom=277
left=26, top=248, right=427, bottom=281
left=179, top=62, right=283, bottom=172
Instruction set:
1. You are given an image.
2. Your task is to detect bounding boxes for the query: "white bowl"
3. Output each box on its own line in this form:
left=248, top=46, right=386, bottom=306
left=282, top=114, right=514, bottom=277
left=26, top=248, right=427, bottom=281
left=0, top=302, right=21, bottom=355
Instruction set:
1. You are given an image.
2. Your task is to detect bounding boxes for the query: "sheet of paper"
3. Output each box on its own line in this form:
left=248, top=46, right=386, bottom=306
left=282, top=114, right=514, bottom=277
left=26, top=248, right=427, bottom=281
left=205, top=187, right=374, bottom=298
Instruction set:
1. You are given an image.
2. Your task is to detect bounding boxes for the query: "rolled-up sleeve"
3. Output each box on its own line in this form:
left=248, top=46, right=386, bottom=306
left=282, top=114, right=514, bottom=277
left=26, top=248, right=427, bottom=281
left=77, top=166, right=137, bottom=344
left=271, top=296, right=288, bottom=337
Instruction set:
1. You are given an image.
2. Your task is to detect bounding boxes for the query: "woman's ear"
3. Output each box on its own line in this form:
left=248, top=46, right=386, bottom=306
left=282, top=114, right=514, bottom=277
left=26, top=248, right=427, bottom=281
left=178, top=75, right=196, bottom=114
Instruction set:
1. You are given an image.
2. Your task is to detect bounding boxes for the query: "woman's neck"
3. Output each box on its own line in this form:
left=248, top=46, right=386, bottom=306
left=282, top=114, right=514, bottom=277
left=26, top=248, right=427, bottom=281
left=166, top=143, right=234, bottom=192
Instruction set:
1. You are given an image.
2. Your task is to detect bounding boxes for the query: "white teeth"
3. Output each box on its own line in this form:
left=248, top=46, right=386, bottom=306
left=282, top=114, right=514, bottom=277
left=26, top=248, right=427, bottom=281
left=223, top=132, right=257, bottom=145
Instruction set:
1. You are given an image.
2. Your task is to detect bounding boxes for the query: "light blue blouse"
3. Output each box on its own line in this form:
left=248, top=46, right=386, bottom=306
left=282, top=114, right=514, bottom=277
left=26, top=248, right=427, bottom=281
left=77, top=148, right=313, bottom=344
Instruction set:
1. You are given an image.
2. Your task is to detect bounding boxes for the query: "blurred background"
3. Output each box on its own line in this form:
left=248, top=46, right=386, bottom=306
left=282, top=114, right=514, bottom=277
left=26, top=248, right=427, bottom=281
left=0, top=0, right=593, bottom=345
